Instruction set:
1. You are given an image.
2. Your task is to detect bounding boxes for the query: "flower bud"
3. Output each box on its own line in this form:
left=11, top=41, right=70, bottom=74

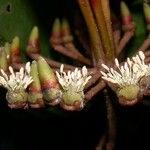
left=26, top=26, right=39, bottom=53
left=37, top=57, right=62, bottom=106
left=0, top=50, right=8, bottom=72
left=61, top=18, right=73, bottom=43
left=28, top=61, right=44, bottom=108
left=11, top=36, right=21, bottom=63
left=120, top=1, right=135, bottom=31
left=50, top=18, right=62, bottom=44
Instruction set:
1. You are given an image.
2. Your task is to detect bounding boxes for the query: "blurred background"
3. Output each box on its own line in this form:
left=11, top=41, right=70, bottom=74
left=0, top=0, right=150, bottom=150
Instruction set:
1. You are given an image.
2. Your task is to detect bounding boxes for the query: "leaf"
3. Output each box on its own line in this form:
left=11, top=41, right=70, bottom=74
left=0, top=0, right=51, bottom=61
left=124, top=1, right=147, bottom=56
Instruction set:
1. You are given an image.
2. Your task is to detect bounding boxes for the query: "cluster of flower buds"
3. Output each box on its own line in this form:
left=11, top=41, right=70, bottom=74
left=101, top=51, right=150, bottom=106
left=0, top=36, right=24, bottom=71
left=0, top=55, right=91, bottom=111
left=50, top=18, right=73, bottom=45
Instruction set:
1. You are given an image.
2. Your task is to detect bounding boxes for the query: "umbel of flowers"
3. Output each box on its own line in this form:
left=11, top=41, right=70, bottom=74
left=56, top=64, right=91, bottom=110
left=0, top=48, right=149, bottom=109
left=0, top=1, right=150, bottom=111
left=0, top=62, right=32, bottom=108
left=0, top=53, right=91, bottom=110
left=101, top=51, right=150, bottom=106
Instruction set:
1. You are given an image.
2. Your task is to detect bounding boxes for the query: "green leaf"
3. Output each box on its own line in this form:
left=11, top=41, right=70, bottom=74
left=0, top=0, right=51, bottom=61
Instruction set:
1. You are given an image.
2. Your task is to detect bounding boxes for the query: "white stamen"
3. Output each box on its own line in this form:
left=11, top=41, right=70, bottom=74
left=56, top=65, right=91, bottom=92
left=101, top=51, right=149, bottom=87
left=0, top=62, right=33, bottom=92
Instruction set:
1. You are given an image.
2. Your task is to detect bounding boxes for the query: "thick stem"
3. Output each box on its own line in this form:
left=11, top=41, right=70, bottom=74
left=77, top=0, right=105, bottom=64
left=104, top=89, right=116, bottom=150
left=90, top=0, right=115, bottom=63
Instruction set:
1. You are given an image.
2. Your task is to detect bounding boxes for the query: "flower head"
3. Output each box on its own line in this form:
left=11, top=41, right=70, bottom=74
left=100, top=51, right=149, bottom=104
left=56, top=65, right=91, bottom=110
left=101, top=51, right=147, bottom=87
left=132, top=51, right=150, bottom=76
left=0, top=62, right=33, bottom=92
left=56, top=64, right=91, bottom=93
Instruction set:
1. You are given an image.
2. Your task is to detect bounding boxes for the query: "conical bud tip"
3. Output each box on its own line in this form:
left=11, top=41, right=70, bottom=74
left=11, top=36, right=20, bottom=50
left=120, top=1, right=132, bottom=25
left=29, top=26, right=39, bottom=42
left=52, top=18, right=61, bottom=33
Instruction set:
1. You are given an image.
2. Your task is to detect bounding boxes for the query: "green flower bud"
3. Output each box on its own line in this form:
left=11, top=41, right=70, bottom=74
left=6, top=90, right=28, bottom=109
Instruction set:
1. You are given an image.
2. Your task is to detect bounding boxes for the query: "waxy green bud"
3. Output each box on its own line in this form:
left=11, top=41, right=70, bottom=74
left=11, top=36, right=21, bottom=63
left=37, top=57, right=62, bottom=106
left=28, top=61, right=44, bottom=108
left=0, top=50, right=8, bottom=72
left=26, top=26, right=39, bottom=53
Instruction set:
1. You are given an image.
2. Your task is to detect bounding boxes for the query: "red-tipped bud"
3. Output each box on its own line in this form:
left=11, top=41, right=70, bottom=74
left=51, top=18, right=61, bottom=38
left=120, top=1, right=132, bottom=25
left=28, top=61, right=44, bottom=108
left=61, top=18, right=71, bottom=36
left=37, top=57, right=62, bottom=106
left=120, top=1, right=135, bottom=31
left=26, top=26, right=39, bottom=53
left=11, top=36, right=20, bottom=56
left=50, top=18, right=62, bottom=44
left=61, top=18, right=73, bottom=42
left=10, top=36, right=22, bottom=63
left=143, top=2, right=150, bottom=31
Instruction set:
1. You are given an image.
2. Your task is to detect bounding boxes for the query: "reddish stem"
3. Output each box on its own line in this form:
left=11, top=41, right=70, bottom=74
left=117, top=31, right=134, bottom=56
left=26, top=51, right=78, bottom=70
left=52, top=43, right=92, bottom=65
left=85, top=72, right=101, bottom=90
left=113, top=30, right=121, bottom=52
left=85, top=80, right=106, bottom=101
left=137, top=35, right=150, bottom=52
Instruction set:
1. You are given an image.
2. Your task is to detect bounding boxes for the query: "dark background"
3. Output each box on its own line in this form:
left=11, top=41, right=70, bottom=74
left=0, top=0, right=150, bottom=150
